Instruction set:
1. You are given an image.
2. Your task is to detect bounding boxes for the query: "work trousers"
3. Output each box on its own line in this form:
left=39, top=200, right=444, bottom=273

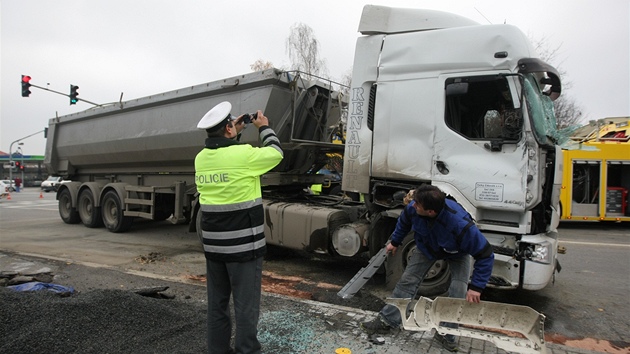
left=379, top=248, right=472, bottom=332
left=206, top=257, right=263, bottom=354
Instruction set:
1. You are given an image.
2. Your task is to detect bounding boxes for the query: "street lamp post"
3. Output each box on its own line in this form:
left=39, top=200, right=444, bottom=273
left=8, top=141, right=24, bottom=188
left=17, top=146, right=25, bottom=189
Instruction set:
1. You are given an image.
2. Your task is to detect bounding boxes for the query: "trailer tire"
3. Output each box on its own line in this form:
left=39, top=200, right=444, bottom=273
left=78, top=189, right=103, bottom=228
left=58, top=188, right=80, bottom=224
left=101, top=190, right=133, bottom=233
left=385, top=232, right=451, bottom=296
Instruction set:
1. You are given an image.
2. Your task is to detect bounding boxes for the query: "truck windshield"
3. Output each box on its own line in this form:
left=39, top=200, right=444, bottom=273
left=522, top=73, right=560, bottom=146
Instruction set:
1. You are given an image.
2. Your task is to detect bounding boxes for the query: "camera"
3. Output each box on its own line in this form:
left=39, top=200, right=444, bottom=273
left=241, top=112, right=257, bottom=124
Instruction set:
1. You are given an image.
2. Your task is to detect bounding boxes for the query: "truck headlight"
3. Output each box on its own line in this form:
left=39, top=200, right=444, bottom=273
left=524, top=242, right=551, bottom=264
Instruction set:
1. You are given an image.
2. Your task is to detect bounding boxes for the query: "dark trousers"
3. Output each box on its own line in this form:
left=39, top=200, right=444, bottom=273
left=206, top=257, right=263, bottom=354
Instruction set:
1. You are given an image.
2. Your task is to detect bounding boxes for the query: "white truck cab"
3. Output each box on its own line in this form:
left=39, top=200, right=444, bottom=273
left=343, top=5, right=563, bottom=291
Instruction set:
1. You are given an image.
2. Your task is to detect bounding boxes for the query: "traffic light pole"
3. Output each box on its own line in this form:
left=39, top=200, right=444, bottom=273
left=27, top=82, right=102, bottom=107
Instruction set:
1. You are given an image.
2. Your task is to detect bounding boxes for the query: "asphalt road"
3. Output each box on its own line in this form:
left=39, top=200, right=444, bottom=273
left=1, top=187, right=629, bottom=346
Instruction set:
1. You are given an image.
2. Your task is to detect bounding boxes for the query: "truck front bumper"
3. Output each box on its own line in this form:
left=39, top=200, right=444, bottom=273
left=388, top=296, right=548, bottom=354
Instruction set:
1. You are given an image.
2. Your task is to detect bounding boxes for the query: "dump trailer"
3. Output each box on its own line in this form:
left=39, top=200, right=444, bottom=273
left=45, top=69, right=347, bottom=232
left=46, top=5, right=564, bottom=294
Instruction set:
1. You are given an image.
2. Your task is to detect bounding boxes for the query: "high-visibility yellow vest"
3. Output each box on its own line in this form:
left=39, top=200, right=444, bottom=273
left=195, top=127, right=283, bottom=262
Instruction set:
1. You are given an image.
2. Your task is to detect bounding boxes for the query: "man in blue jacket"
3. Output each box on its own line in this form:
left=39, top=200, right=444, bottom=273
left=361, top=184, right=494, bottom=352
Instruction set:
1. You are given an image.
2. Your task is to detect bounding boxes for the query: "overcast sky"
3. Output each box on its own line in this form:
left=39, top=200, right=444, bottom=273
left=1, top=0, right=628, bottom=155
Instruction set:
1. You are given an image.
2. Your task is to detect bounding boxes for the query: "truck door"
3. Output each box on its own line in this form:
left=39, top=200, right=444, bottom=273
left=433, top=74, right=530, bottom=226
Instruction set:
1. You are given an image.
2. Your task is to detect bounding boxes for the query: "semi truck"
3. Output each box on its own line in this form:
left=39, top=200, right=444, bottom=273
left=45, top=5, right=564, bottom=294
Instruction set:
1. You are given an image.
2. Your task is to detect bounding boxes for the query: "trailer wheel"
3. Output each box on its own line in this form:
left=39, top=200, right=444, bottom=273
left=385, top=233, right=451, bottom=296
left=101, top=190, right=133, bottom=233
left=58, top=188, right=80, bottom=224
left=78, top=189, right=103, bottom=228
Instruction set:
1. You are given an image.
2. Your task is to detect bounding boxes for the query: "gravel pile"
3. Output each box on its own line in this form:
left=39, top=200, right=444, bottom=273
left=0, top=288, right=207, bottom=353
left=0, top=251, right=386, bottom=354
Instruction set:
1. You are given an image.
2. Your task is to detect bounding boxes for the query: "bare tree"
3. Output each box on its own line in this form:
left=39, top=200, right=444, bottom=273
left=286, top=23, right=328, bottom=79
left=338, top=68, right=352, bottom=97
left=530, top=35, right=584, bottom=129
left=552, top=95, right=584, bottom=130
left=250, top=59, right=274, bottom=72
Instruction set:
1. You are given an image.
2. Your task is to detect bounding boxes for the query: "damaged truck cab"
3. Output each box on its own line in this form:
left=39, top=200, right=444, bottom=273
left=341, top=6, right=563, bottom=292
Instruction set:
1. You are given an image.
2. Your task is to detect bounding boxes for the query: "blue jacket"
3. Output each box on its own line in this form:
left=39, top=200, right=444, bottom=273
left=391, top=199, right=494, bottom=292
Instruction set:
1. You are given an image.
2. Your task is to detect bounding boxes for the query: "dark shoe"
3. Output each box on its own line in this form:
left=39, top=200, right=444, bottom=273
left=433, top=332, right=458, bottom=352
left=360, top=317, right=392, bottom=335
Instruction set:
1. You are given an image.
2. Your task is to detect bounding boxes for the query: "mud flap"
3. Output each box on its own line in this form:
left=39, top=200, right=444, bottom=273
left=387, top=297, right=547, bottom=354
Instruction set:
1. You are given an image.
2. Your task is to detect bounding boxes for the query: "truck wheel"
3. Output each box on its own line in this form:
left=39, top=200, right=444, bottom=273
left=101, top=190, right=133, bottom=233
left=58, top=188, right=80, bottom=224
left=78, top=189, right=103, bottom=228
left=385, top=233, right=451, bottom=296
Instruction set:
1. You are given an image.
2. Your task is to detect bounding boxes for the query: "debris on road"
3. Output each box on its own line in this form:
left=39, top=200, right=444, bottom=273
left=135, top=252, right=166, bottom=264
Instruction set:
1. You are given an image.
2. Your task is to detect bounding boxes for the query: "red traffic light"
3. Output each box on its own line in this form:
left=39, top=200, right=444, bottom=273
left=21, top=75, right=32, bottom=97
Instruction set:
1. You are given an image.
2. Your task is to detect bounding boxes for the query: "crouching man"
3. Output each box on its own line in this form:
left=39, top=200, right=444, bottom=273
left=361, top=185, right=494, bottom=352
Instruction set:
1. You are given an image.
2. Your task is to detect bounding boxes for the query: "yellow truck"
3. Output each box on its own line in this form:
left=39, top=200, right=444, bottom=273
left=560, top=117, right=630, bottom=222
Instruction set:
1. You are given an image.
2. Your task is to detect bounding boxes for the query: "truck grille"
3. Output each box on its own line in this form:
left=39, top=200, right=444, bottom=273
left=488, top=276, right=513, bottom=287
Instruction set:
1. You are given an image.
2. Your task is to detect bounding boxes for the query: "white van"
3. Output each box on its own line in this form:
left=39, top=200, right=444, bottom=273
left=41, top=176, right=70, bottom=192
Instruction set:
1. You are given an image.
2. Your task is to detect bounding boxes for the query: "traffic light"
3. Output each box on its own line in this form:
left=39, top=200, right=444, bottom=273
left=14, top=161, right=21, bottom=170
left=9, top=161, right=16, bottom=168
left=21, top=75, right=32, bottom=97
left=70, top=85, right=79, bottom=105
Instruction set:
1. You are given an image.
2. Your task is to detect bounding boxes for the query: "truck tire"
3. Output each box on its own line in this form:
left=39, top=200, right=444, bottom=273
left=101, top=190, right=133, bottom=233
left=385, top=233, right=451, bottom=296
left=58, top=188, right=80, bottom=224
left=78, top=189, right=103, bottom=228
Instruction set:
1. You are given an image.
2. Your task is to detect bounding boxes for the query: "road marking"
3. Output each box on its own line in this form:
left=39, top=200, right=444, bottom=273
left=1, top=206, right=58, bottom=211
left=560, top=240, right=630, bottom=248
left=0, top=201, right=58, bottom=209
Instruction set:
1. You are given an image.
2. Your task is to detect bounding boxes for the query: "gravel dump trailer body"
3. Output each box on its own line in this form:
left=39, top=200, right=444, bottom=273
left=45, top=69, right=346, bottom=233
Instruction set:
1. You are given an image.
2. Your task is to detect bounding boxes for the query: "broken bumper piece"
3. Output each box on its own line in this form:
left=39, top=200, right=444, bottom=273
left=386, top=296, right=547, bottom=354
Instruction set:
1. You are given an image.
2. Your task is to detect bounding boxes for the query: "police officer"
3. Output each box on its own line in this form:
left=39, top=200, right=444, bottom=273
left=195, top=101, right=283, bottom=354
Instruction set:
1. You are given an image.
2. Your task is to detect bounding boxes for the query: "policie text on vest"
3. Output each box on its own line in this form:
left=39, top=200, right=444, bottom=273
left=196, top=173, right=229, bottom=184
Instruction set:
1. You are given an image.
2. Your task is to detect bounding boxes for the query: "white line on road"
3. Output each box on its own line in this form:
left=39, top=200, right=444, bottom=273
left=560, top=240, right=630, bottom=248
